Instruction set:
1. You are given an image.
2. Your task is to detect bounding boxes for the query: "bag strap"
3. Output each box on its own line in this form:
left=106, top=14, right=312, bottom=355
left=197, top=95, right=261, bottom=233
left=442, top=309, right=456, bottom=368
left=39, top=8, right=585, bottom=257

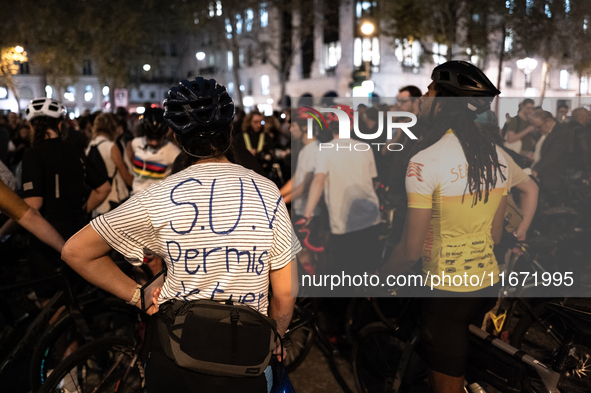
left=95, top=139, right=119, bottom=182
left=231, top=308, right=239, bottom=363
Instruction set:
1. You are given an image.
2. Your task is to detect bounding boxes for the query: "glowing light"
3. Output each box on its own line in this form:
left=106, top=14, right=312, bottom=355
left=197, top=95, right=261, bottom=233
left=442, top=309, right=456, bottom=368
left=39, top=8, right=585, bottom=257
left=0, top=87, right=7, bottom=99
left=361, top=22, right=374, bottom=36
left=84, top=92, right=93, bottom=102
left=136, top=107, right=146, bottom=114
left=361, top=80, right=374, bottom=93
left=281, top=113, right=286, bottom=119
left=267, top=98, right=274, bottom=104
left=196, top=52, right=206, bottom=61
left=15, top=46, right=24, bottom=53
left=143, top=64, right=151, bottom=71
left=243, top=96, right=254, bottom=106
left=45, top=86, right=53, bottom=98
left=516, top=57, right=537, bottom=73
left=102, top=86, right=109, bottom=96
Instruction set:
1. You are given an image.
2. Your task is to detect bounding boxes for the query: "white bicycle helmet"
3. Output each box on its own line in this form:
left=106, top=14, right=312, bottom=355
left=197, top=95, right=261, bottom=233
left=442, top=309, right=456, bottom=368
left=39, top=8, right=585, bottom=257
left=25, top=97, right=66, bottom=121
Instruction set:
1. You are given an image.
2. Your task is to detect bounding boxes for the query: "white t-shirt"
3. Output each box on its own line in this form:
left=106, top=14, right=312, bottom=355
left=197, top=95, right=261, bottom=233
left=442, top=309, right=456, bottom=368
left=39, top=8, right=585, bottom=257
left=91, top=162, right=301, bottom=315
left=130, top=137, right=180, bottom=194
left=86, top=135, right=129, bottom=216
left=292, top=141, right=321, bottom=217
left=315, top=138, right=380, bottom=235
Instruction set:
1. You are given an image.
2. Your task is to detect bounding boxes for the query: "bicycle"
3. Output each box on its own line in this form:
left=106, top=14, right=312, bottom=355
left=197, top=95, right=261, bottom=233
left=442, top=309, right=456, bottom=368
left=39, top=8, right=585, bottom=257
left=509, top=298, right=591, bottom=392
left=0, top=270, right=95, bottom=392
left=0, top=251, right=147, bottom=392
left=38, top=299, right=315, bottom=393
left=351, top=288, right=584, bottom=393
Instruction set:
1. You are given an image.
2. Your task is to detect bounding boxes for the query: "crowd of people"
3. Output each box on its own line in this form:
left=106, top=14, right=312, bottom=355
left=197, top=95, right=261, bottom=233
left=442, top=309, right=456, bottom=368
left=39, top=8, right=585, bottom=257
left=1, top=61, right=591, bottom=393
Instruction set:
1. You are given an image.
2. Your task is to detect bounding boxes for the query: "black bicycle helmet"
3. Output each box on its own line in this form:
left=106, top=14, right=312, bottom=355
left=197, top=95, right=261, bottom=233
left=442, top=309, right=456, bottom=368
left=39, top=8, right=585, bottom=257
left=163, top=77, right=234, bottom=136
left=139, top=107, right=169, bottom=140
left=431, top=61, right=501, bottom=114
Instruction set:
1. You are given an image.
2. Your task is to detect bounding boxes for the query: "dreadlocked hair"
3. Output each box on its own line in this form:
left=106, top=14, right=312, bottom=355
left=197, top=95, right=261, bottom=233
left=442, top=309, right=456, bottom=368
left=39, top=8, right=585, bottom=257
left=30, top=116, right=64, bottom=147
left=405, top=84, right=505, bottom=206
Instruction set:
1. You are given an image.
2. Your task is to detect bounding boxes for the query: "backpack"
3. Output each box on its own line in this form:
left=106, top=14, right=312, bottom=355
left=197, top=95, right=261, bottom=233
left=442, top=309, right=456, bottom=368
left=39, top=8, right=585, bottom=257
left=87, top=140, right=113, bottom=184
left=156, top=299, right=279, bottom=378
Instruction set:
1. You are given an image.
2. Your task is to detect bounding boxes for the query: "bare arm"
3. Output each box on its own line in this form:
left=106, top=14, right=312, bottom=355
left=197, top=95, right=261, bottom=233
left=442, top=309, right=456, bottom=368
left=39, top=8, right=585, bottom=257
left=86, top=181, right=111, bottom=213
left=125, top=141, right=135, bottom=167
left=513, top=179, right=538, bottom=241
left=111, top=144, right=133, bottom=187
left=290, top=172, right=314, bottom=202
left=62, top=224, right=139, bottom=304
left=1, top=194, right=65, bottom=257
left=279, top=179, right=292, bottom=204
left=303, top=173, right=326, bottom=219
left=269, top=259, right=298, bottom=337
left=17, top=207, right=65, bottom=252
left=491, top=195, right=508, bottom=245
left=380, top=208, right=432, bottom=278
left=505, top=125, right=535, bottom=143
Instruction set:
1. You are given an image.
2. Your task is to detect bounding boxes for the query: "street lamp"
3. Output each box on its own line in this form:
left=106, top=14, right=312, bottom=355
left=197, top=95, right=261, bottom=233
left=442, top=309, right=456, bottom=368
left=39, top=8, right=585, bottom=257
left=361, top=22, right=374, bottom=36
left=15, top=46, right=24, bottom=54
left=143, top=64, right=151, bottom=72
left=516, top=57, right=537, bottom=91
left=361, top=21, right=375, bottom=81
left=196, top=52, right=206, bottom=61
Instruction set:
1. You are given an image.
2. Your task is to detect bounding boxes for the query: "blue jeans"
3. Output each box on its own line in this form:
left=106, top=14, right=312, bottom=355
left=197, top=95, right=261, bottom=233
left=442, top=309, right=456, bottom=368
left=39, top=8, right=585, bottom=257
left=265, top=365, right=273, bottom=393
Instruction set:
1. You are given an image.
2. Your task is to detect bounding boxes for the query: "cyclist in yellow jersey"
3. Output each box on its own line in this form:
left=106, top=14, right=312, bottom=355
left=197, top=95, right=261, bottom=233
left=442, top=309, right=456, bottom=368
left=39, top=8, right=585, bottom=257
left=381, top=61, right=507, bottom=393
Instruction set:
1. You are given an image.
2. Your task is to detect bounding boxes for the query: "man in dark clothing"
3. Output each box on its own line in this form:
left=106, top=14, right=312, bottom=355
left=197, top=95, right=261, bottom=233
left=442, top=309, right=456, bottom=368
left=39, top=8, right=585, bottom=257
left=0, top=126, right=9, bottom=165
left=569, top=108, right=591, bottom=179
left=504, top=98, right=536, bottom=162
left=531, top=109, right=573, bottom=205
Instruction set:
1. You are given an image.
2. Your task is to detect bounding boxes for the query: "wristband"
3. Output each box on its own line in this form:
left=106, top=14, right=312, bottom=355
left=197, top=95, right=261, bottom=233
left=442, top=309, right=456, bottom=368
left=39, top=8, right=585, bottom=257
left=127, top=284, right=142, bottom=306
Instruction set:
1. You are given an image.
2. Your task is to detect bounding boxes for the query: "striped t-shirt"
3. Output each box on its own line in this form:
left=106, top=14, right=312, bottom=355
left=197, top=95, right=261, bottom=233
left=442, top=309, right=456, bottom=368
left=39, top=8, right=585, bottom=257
left=91, top=162, right=301, bottom=314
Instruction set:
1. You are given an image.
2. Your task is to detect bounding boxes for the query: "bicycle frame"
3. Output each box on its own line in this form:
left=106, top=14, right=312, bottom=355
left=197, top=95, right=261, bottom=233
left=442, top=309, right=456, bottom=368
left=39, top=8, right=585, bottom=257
left=0, top=273, right=93, bottom=374
left=469, top=325, right=561, bottom=393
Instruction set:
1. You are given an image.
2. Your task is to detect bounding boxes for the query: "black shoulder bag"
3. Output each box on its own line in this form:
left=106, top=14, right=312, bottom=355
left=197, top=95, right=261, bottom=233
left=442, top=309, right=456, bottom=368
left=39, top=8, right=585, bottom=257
left=156, top=299, right=279, bottom=378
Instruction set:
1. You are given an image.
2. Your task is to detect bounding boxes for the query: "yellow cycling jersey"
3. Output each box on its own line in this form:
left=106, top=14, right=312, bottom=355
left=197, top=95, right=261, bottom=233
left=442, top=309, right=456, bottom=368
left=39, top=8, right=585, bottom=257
left=406, top=130, right=508, bottom=291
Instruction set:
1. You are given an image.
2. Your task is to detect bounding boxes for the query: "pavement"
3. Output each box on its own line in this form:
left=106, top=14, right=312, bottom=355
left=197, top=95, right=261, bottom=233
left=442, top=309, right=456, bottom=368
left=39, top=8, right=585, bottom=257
left=290, top=343, right=357, bottom=393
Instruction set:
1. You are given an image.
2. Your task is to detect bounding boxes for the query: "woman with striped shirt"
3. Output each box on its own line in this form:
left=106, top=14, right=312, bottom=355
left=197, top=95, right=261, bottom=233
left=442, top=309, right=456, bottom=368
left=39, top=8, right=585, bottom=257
left=62, top=77, right=300, bottom=393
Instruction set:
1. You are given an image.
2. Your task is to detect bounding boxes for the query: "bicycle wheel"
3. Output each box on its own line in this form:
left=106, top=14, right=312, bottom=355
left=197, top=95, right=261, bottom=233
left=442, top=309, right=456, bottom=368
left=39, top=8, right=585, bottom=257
left=30, top=298, right=142, bottom=391
left=511, top=302, right=591, bottom=392
left=510, top=302, right=567, bottom=363
left=38, top=336, right=145, bottom=393
left=352, top=322, right=427, bottom=393
left=284, top=300, right=314, bottom=372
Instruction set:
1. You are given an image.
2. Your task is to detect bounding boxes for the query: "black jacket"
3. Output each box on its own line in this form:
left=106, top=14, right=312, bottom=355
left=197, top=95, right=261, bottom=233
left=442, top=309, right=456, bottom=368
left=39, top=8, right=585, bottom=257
left=533, top=122, right=573, bottom=190
left=570, top=122, right=591, bottom=175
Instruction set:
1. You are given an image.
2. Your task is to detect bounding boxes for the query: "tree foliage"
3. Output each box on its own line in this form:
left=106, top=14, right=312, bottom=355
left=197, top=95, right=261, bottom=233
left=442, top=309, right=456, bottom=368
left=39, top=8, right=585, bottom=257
left=381, top=0, right=506, bottom=64
left=0, top=0, right=182, bottom=103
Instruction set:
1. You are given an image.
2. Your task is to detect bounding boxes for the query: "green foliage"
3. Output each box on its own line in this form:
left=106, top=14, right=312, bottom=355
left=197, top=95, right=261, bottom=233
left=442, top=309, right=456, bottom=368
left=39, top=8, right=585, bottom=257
left=381, top=0, right=505, bottom=62
left=0, top=0, right=184, bottom=91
